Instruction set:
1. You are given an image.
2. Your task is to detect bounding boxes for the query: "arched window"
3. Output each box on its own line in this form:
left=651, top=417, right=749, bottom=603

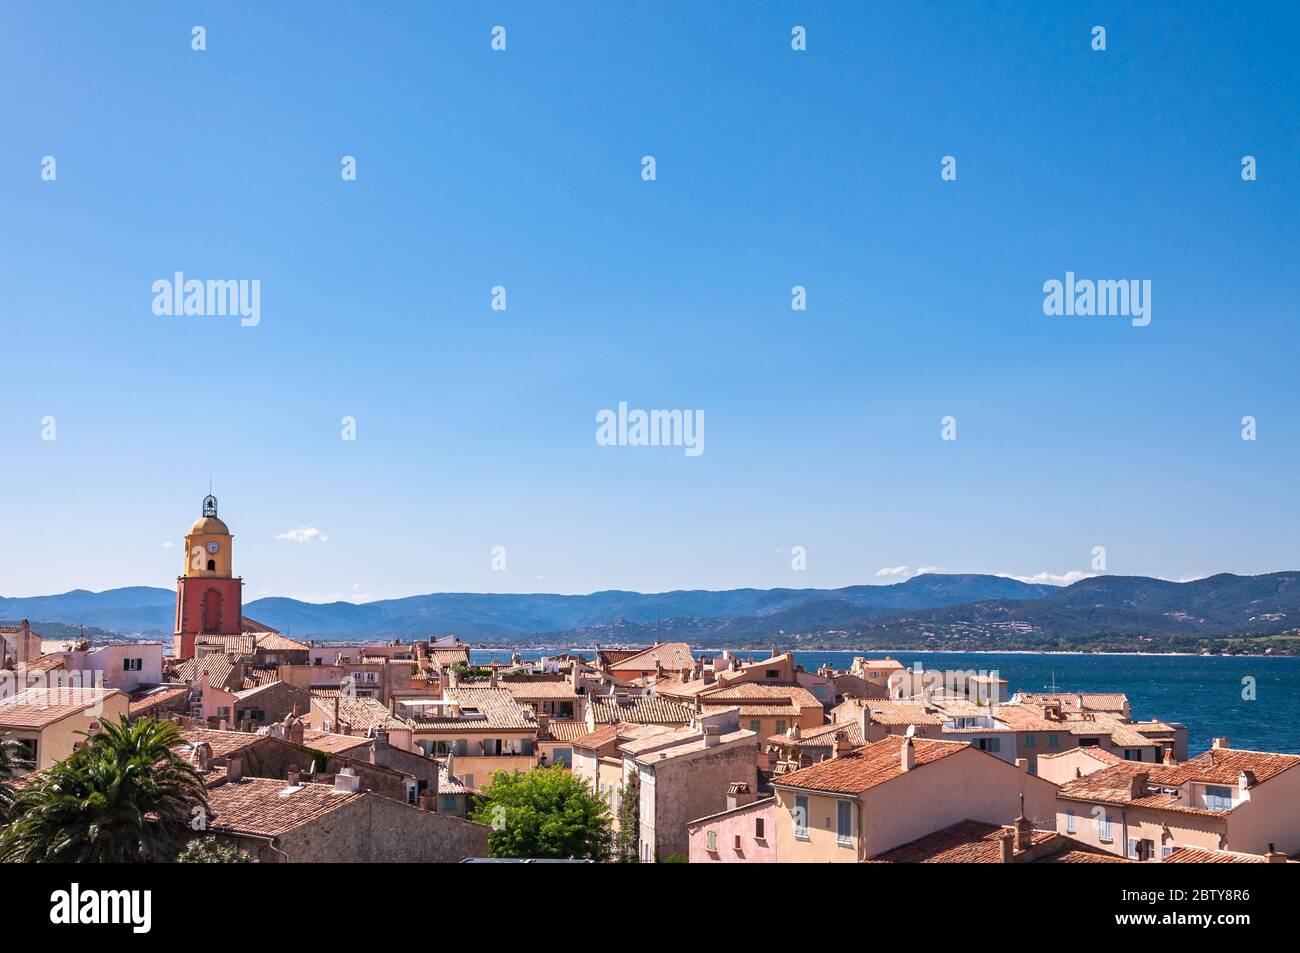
left=206, top=559, right=216, bottom=571
left=203, top=589, right=222, bottom=632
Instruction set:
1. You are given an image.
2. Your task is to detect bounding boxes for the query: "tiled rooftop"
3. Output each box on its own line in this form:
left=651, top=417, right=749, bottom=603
left=774, top=736, right=967, bottom=795
left=588, top=694, right=693, bottom=725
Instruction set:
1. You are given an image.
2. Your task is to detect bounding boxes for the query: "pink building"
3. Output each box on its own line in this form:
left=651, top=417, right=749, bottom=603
left=687, top=782, right=777, bottom=863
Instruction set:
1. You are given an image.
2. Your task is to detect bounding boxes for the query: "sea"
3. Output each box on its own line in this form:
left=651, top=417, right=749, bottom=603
left=469, top=648, right=1300, bottom=756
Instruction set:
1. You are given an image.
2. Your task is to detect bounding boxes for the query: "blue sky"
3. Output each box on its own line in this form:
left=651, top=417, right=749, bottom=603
left=1, top=2, right=1297, bottom=601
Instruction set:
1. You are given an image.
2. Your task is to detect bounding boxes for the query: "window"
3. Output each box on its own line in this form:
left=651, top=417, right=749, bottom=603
left=1023, top=734, right=1035, bottom=748
left=775, top=719, right=787, bottom=735
left=441, top=795, right=458, bottom=812
left=1065, top=809, right=1076, bottom=833
left=1124, top=748, right=1143, bottom=761
left=122, top=658, right=143, bottom=672
left=1049, top=733, right=1059, bottom=748
left=1162, top=845, right=1174, bottom=858
left=976, top=737, right=1001, bottom=753
left=464, top=773, right=474, bottom=790
left=836, top=800, right=852, bottom=845
left=1128, top=838, right=1154, bottom=861
left=749, top=720, right=761, bottom=734
left=706, top=830, right=717, bottom=852
left=794, top=795, right=810, bottom=840
left=755, top=817, right=765, bottom=839
left=765, top=669, right=780, bottom=679
left=1204, top=785, right=1234, bottom=811
left=1097, top=812, right=1113, bottom=842
left=206, top=559, right=216, bottom=571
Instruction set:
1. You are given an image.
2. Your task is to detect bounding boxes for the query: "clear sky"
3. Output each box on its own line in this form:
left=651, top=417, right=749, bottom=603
left=1, top=2, right=1297, bottom=601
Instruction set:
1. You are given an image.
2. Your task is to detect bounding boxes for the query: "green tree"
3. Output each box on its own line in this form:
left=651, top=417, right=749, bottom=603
left=615, top=769, right=640, bottom=862
left=176, top=835, right=255, bottom=863
left=471, top=766, right=612, bottom=860
left=0, top=716, right=208, bottom=863
left=0, top=733, right=23, bottom=823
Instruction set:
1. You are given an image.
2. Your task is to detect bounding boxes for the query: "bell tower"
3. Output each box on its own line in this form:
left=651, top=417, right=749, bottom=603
left=174, top=494, right=244, bottom=660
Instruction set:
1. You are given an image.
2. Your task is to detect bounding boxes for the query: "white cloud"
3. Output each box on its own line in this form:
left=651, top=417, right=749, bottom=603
left=875, top=566, right=910, bottom=578
left=998, top=570, right=1095, bottom=586
left=161, top=541, right=175, bottom=549
left=914, top=566, right=946, bottom=576
left=276, top=527, right=329, bottom=543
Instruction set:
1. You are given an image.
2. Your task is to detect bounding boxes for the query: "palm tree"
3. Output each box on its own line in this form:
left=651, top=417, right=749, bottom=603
left=0, top=716, right=208, bottom=863
left=0, top=733, right=22, bottom=823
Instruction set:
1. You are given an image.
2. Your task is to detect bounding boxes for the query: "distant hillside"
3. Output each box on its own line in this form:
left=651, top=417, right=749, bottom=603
left=0, top=574, right=1055, bottom=639
left=8, top=572, right=1300, bottom=653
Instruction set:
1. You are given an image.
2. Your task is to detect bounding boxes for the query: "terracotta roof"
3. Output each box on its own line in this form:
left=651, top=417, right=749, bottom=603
left=128, top=684, right=191, bottom=716
left=589, top=695, right=693, bottom=725
left=254, top=632, right=310, bottom=653
left=687, top=796, right=776, bottom=828
left=539, top=719, right=589, bottom=743
left=175, top=728, right=263, bottom=760
left=698, top=683, right=822, bottom=709
left=205, top=776, right=363, bottom=837
left=1057, top=762, right=1224, bottom=816
left=1163, top=847, right=1269, bottom=864
left=859, top=700, right=943, bottom=728
left=406, top=688, right=537, bottom=731
left=17, top=655, right=67, bottom=676
left=310, top=690, right=410, bottom=731
left=174, top=653, right=239, bottom=691
left=1020, top=693, right=1129, bottom=712
left=195, top=634, right=256, bottom=656
left=607, top=643, right=694, bottom=672
left=240, top=668, right=280, bottom=690
left=774, top=736, right=968, bottom=795
left=427, top=648, right=471, bottom=668
left=0, top=686, right=124, bottom=729
left=501, top=680, right=578, bottom=701
left=1161, top=747, right=1300, bottom=787
left=867, top=820, right=1055, bottom=863
left=572, top=722, right=676, bottom=751
left=711, top=703, right=801, bottom=717
left=768, top=720, right=864, bottom=749
left=1037, top=746, right=1128, bottom=767
left=622, top=726, right=756, bottom=762
left=298, top=729, right=371, bottom=755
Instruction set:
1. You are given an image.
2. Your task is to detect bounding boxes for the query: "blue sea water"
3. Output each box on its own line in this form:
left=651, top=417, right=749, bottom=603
left=470, top=648, right=1300, bottom=756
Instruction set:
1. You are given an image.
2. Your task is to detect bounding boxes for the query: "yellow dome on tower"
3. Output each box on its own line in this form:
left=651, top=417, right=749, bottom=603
left=189, top=515, right=230, bottom=535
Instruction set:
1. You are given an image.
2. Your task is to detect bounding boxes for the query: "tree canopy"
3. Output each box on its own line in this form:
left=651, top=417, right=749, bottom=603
left=471, top=766, right=612, bottom=861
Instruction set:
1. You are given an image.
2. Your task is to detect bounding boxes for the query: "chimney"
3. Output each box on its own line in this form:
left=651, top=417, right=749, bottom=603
left=226, top=756, right=243, bottom=782
left=418, top=791, right=433, bottom=812
left=833, top=730, right=852, bottom=759
left=998, top=830, right=1015, bottom=863
left=1013, top=794, right=1032, bottom=851
left=1266, top=843, right=1288, bottom=864
left=1239, top=769, right=1257, bottom=792
left=334, top=767, right=360, bottom=793
left=787, top=723, right=801, bottom=740
left=489, top=664, right=498, bottom=688
left=900, top=736, right=915, bottom=771
left=333, top=694, right=340, bottom=730
left=1128, top=770, right=1150, bottom=800
left=1015, top=758, right=1028, bottom=772
left=1162, top=747, right=1176, bottom=765
left=726, top=781, right=756, bottom=811
left=194, top=742, right=212, bottom=773
left=1212, top=737, right=1230, bottom=749
left=287, top=766, right=301, bottom=787
left=703, top=725, right=722, bottom=748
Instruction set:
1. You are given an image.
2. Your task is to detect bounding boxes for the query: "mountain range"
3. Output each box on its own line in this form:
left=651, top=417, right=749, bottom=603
left=4, top=572, right=1300, bottom=653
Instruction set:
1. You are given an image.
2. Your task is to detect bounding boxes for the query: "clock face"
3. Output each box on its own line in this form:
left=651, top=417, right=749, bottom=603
left=205, top=540, right=220, bottom=554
